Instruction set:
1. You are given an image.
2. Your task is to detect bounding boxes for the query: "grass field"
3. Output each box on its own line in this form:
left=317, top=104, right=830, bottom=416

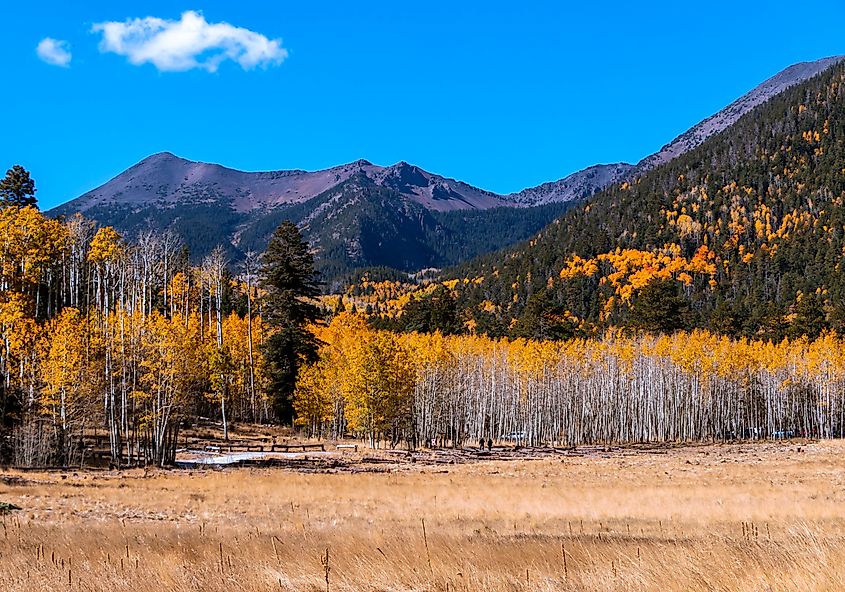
left=2, top=440, right=845, bottom=591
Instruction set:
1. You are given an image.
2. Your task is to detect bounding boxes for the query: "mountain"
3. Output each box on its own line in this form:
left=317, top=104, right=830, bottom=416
left=232, top=171, right=573, bottom=287
left=59, top=153, right=511, bottom=215
left=508, top=163, right=635, bottom=206
left=50, top=55, right=845, bottom=289
left=50, top=155, right=572, bottom=289
left=441, top=58, right=845, bottom=341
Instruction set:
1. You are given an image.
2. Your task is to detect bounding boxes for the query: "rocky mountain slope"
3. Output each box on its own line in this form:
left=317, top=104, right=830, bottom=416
left=520, top=56, right=845, bottom=205
left=60, top=154, right=511, bottom=215
left=50, top=155, right=572, bottom=288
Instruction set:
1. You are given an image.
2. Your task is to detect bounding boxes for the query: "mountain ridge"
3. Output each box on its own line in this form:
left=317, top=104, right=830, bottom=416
left=55, top=55, right=845, bottom=221
left=634, top=55, right=845, bottom=173
left=48, top=55, right=845, bottom=288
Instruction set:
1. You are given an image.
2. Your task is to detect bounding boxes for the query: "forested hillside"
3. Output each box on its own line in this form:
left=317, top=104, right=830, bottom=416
left=438, top=60, right=845, bottom=340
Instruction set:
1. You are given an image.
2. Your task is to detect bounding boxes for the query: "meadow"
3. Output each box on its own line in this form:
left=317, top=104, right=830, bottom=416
left=1, top=440, right=844, bottom=591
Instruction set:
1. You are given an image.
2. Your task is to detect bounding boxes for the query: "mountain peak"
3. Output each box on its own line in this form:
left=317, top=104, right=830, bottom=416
left=127, top=152, right=195, bottom=173
left=140, top=151, right=183, bottom=163
left=381, top=161, right=430, bottom=188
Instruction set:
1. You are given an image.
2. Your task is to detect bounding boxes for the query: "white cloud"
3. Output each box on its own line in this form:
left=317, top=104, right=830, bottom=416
left=92, top=10, right=288, bottom=73
left=36, top=38, right=72, bottom=67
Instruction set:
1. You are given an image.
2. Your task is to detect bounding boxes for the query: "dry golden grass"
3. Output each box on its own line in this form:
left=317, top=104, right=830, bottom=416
left=2, top=440, right=845, bottom=591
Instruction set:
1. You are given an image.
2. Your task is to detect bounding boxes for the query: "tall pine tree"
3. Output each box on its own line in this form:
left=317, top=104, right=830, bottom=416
left=260, top=221, right=322, bottom=423
left=0, top=166, right=37, bottom=209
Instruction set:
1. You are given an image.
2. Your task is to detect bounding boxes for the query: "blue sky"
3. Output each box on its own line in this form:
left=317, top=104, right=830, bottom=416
left=4, top=1, right=845, bottom=210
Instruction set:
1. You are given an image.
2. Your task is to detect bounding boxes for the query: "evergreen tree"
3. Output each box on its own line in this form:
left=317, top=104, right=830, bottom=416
left=399, top=285, right=461, bottom=334
left=789, top=292, right=828, bottom=339
left=470, top=308, right=510, bottom=338
left=260, top=221, right=322, bottom=423
left=748, top=302, right=787, bottom=342
left=710, top=299, right=744, bottom=337
left=512, top=289, right=577, bottom=340
left=0, top=165, right=37, bottom=209
left=626, top=279, right=689, bottom=333
left=829, top=296, right=845, bottom=335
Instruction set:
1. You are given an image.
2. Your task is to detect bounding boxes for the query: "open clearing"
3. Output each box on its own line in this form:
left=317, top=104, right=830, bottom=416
left=2, top=440, right=845, bottom=591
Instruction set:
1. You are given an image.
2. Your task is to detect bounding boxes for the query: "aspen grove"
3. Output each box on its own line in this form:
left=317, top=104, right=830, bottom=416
left=299, top=312, right=845, bottom=447
left=3, top=205, right=845, bottom=467
left=1, top=206, right=272, bottom=466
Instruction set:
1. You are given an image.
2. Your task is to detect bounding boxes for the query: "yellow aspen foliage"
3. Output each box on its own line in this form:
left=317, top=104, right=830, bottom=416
left=0, top=205, right=68, bottom=288
left=135, top=312, right=205, bottom=463
left=294, top=310, right=845, bottom=447
left=559, top=255, right=599, bottom=280
left=299, top=313, right=416, bottom=446
left=293, top=361, right=334, bottom=435
left=0, top=292, right=39, bottom=365
left=88, top=226, right=124, bottom=263
left=42, top=308, right=89, bottom=433
left=343, top=331, right=415, bottom=446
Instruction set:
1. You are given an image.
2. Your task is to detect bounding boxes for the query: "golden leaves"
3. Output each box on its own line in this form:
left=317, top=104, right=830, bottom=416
left=0, top=205, right=68, bottom=287
left=88, top=226, right=124, bottom=264
left=301, top=312, right=416, bottom=438
left=559, top=255, right=598, bottom=280
left=558, top=244, right=718, bottom=314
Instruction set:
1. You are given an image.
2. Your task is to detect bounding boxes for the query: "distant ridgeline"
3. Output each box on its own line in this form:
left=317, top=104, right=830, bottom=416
left=59, top=178, right=572, bottom=292
left=376, top=60, right=845, bottom=341
left=48, top=154, right=583, bottom=292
